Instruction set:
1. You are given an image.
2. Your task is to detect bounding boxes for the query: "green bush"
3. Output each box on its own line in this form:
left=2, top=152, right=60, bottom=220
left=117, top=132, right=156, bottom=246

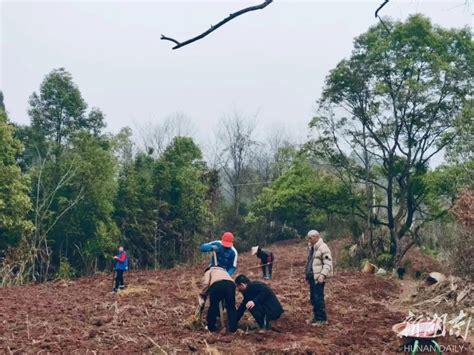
left=57, top=257, right=76, bottom=279
left=375, top=253, right=394, bottom=269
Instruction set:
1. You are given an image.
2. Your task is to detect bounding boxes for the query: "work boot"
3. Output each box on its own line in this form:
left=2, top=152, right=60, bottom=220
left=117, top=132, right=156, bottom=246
left=311, top=320, right=328, bottom=327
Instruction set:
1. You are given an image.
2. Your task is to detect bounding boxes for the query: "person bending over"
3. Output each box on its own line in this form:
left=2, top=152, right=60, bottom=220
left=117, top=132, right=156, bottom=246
left=235, top=275, right=283, bottom=330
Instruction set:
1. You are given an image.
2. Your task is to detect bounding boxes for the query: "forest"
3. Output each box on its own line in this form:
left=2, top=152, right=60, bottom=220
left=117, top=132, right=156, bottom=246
left=0, top=15, right=472, bottom=286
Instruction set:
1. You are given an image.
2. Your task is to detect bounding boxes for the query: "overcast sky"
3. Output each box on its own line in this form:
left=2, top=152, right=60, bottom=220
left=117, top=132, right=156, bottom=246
left=1, top=0, right=471, bottom=148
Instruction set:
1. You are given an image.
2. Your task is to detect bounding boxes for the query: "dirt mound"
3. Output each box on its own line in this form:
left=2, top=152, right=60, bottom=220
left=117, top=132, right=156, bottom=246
left=403, top=247, right=442, bottom=279
left=0, top=239, right=469, bottom=353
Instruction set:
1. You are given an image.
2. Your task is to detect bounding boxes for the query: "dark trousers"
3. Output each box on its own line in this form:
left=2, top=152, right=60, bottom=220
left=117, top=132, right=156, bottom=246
left=207, top=280, right=237, bottom=332
left=261, top=254, right=274, bottom=278
left=309, top=279, right=327, bottom=321
left=115, top=270, right=124, bottom=289
left=249, top=304, right=279, bottom=329
left=261, top=263, right=273, bottom=278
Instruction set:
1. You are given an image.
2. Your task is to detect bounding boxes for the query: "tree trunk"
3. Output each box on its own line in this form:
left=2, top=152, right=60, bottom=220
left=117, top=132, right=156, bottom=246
left=394, top=236, right=415, bottom=267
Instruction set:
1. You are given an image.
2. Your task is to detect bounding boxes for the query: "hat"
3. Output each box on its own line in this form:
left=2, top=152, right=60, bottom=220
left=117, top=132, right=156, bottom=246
left=251, top=246, right=259, bottom=255
left=221, top=232, right=234, bottom=248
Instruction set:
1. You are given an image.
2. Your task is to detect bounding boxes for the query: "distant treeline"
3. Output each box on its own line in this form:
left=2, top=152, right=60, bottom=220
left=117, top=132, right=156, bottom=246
left=0, top=15, right=472, bottom=284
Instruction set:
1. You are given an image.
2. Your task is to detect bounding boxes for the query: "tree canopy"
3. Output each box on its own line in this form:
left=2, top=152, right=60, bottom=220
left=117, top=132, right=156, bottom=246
left=29, top=68, right=105, bottom=148
left=0, top=110, right=33, bottom=253
left=310, top=15, right=473, bottom=264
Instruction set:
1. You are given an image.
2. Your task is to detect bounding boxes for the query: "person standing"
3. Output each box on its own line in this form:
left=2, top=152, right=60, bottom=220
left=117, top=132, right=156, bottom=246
left=113, top=245, right=128, bottom=292
left=251, top=246, right=274, bottom=279
left=305, top=230, right=333, bottom=326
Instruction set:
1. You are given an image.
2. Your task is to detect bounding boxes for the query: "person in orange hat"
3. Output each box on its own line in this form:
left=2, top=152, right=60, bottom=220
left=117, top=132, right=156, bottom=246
left=196, top=232, right=239, bottom=312
left=200, top=232, right=238, bottom=276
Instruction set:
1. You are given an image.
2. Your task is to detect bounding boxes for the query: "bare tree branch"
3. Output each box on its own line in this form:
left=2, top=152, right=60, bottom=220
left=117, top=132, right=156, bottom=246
left=161, top=0, right=273, bottom=50
left=375, top=0, right=391, bottom=34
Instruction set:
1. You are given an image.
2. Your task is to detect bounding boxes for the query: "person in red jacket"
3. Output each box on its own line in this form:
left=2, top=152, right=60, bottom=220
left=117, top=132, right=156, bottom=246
left=113, top=246, right=128, bottom=292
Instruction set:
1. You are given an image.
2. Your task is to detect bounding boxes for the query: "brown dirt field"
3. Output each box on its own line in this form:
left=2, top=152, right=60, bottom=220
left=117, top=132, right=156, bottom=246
left=402, top=247, right=443, bottom=279
left=0, top=239, right=470, bottom=354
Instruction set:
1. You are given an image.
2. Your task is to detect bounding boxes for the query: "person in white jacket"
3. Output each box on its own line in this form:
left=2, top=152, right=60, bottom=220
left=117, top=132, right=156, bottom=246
left=305, top=230, right=333, bottom=326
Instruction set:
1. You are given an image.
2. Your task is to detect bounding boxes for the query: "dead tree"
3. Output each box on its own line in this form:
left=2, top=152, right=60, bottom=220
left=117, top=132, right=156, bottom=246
left=136, top=112, right=196, bottom=157
left=218, top=111, right=257, bottom=218
left=30, top=147, right=84, bottom=281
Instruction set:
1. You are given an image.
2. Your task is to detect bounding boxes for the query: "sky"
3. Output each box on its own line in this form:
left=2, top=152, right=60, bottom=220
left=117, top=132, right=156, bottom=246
left=1, top=0, right=472, bottom=150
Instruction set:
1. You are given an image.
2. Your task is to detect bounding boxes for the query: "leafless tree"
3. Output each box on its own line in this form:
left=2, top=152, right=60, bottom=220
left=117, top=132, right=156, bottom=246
left=136, top=112, right=197, bottom=157
left=251, top=128, right=294, bottom=188
left=218, top=110, right=257, bottom=217
left=31, top=148, right=84, bottom=281
left=0, top=147, right=84, bottom=285
left=202, top=133, right=226, bottom=171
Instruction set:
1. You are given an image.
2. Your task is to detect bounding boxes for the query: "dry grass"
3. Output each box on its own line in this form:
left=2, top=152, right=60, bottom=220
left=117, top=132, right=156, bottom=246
left=118, top=286, right=149, bottom=296
left=204, top=340, right=221, bottom=355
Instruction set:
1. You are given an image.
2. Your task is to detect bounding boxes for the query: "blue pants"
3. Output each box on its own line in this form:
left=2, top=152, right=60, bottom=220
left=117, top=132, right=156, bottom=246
left=309, top=279, right=326, bottom=321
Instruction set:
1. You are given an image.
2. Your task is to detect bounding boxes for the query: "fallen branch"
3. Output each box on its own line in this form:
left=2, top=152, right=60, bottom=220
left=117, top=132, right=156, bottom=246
left=161, top=0, right=273, bottom=50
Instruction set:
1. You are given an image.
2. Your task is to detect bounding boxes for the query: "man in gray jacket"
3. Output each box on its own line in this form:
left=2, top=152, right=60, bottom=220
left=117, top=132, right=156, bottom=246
left=305, top=230, right=333, bottom=326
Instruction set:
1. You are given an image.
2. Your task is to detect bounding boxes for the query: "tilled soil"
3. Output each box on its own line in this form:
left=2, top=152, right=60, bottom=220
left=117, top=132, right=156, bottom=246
left=0, top=239, right=470, bottom=354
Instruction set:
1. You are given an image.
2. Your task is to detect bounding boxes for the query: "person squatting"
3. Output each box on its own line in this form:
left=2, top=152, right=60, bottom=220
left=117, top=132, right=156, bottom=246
left=196, top=230, right=333, bottom=332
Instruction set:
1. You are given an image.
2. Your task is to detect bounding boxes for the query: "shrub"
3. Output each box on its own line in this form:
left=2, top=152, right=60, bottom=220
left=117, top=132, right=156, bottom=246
left=57, top=257, right=76, bottom=279
left=375, top=253, right=394, bottom=269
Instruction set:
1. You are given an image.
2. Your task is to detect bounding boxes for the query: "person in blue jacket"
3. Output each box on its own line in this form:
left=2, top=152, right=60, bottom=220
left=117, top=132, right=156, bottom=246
left=200, top=232, right=238, bottom=276
left=113, top=245, right=128, bottom=292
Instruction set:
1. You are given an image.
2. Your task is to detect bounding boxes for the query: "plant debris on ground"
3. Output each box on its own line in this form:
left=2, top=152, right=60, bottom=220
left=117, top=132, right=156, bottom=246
left=0, top=239, right=470, bottom=353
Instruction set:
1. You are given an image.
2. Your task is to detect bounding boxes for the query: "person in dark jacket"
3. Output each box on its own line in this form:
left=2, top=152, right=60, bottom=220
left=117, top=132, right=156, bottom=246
left=235, top=275, right=283, bottom=330
left=251, top=246, right=274, bottom=279
left=113, top=246, right=128, bottom=292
